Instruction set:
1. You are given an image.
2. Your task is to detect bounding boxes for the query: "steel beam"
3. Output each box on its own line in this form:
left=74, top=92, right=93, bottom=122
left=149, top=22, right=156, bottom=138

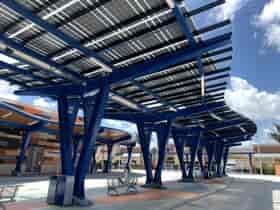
left=153, top=120, right=172, bottom=186
left=222, top=146, right=229, bottom=176
left=103, top=143, right=113, bottom=173
left=172, top=132, right=187, bottom=180
left=136, top=122, right=153, bottom=185
left=16, top=33, right=232, bottom=97
left=14, top=130, right=32, bottom=176
left=74, top=78, right=109, bottom=200
left=57, top=97, right=79, bottom=175
left=186, top=135, right=200, bottom=181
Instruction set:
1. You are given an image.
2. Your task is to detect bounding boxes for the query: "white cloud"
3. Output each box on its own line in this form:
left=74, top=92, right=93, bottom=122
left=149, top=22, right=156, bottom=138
left=225, top=76, right=280, bottom=120
left=33, top=97, right=57, bottom=109
left=0, top=80, right=19, bottom=101
left=213, top=0, right=250, bottom=20
left=254, top=0, right=280, bottom=52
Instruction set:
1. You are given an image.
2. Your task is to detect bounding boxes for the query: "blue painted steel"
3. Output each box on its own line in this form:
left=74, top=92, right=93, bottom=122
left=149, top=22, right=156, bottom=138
left=103, top=144, right=113, bottom=173
left=2, top=0, right=112, bottom=70
left=205, top=142, right=214, bottom=178
left=214, top=142, right=224, bottom=177
left=15, top=131, right=32, bottom=175
left=222, top=146, right=229, bottom=176
left=16, top=33, right=232, bottom=97
left=96, top=135, right=131, bottom=145
left=197, top=146, right=205, bottom=176
left=172, top=3, right=196, bottom=46
left=172, top=133, right=187, bottom=180
left=90, top=146, right=97, bottom=174
left=58, top=97, right=79, bottom=175
left=105, top=101, right=225, bottom=122
left=126, top=144, right=134, bottom=172
left=0, top=34, right=82, bottom=81
left=153, top=120, right=172, bottom=185
left=0, top=60, right=54, bottom=84
left=187, top=135, right=200, bottom=180
left=136, top=122, right=153, bottom=185
left=73, top=137, right=81, bottom=171
left=74, top=78, right=109, bottom=199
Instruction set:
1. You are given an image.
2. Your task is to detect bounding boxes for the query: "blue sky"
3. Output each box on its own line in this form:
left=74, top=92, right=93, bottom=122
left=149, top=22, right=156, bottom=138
left=0, top=0, right=279, bottom=146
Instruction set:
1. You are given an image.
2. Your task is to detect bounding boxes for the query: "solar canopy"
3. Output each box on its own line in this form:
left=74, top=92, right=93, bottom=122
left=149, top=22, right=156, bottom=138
left=0, top=0, right=257, bottom=201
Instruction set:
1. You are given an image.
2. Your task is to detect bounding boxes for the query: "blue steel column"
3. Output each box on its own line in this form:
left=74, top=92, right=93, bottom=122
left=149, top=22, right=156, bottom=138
left=136, top=122, right=153, bottom=185
left=126, top=144, right=134, bottom=172
left=248, top=152, right=254, bottom=174
left=15, top=131, right=32, bottom=176
left=58, top=97, right=79, bottom=175
left=90, top=146, right=97, bottom=174
left=103, top=143, right=113, bottom=173
left=215, top=142, right=224, bottom=177
left=73, top=137, right=82, bottom=171
left=172, top=133, right=187, bottom=181
left=153, top=120, right=172, bottom=187
left=186, top=135, right=200, bottom=181
left=205, top=142, right=214, bottom=178
left=222, top=146, right=229, bottom=176
left=73, top=79, right=109, bottom=200
left=197, top=146, right=205, bottom=177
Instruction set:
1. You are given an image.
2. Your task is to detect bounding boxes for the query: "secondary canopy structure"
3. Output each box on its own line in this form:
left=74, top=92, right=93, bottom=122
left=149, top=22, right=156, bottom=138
left=0, top=0, right=256, bottom=204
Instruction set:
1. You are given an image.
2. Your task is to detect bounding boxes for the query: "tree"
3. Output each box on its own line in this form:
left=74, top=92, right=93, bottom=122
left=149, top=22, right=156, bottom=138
left=269, top=124, right=280, bottom=143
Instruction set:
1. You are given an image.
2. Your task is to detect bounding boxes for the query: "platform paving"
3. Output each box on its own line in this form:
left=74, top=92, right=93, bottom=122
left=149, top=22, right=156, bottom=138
left=2, top=172, right=279, bottom=210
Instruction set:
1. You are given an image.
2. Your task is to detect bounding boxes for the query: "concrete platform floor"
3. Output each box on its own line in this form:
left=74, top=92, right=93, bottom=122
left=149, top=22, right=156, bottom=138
left=2, top=171, right=280, bottom=210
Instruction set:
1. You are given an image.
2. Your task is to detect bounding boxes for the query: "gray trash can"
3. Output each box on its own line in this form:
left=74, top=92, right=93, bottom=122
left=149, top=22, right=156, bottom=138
left=47, top=175, right=74, bottom=206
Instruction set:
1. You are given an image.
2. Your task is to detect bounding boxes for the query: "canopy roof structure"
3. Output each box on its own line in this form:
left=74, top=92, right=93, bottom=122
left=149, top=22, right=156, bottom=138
left=0, top=98, right=131, bottom=145
left=0, top=0, right=257, bottom=201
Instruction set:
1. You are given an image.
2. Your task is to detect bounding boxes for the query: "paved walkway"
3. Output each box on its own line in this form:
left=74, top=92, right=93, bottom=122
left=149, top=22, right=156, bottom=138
left=1, top=172, right=280, bottom=210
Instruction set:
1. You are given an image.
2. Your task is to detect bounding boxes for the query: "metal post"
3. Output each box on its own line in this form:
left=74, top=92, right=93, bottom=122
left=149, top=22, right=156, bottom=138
left=215, top=142, right=224, bottom=177
left=222, top=146, right=229, bottom=176
left=248, top=152, right=253, bottom=174
left=103, top=144, right=113, bottom=173
left=197, top=146, right=205, bottom=177
left=205, top=142, right=214, bottom=178
left=90, top=146, right=97, bottom=175
left=14, top=131, right=32, bottom=176
left=153, top=120, right=172, bottom=187
left=186, top=135, right=200, bottom=182
left=73, top=137, right=81, bottom=172
left=172, top=133, right=187, bottom=181
left=58, top=97, right=79, bottom=175
left=73, top=80, right=109, bottom=201
left=126, top=144, right=134, bottom=172
left=136, top=122, right=153, bottom=186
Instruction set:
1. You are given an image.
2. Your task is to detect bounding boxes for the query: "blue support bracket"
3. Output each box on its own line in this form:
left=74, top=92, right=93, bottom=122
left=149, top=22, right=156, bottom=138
left=14, top=130, right=32, bottom=176
left=205, top=142, right=214, bottom=178
left=222, top=146, right=229, bottom=176
left=172, top=132, right=187, bottom=181
left=74, top=78, right=109, bottom=200
left=57, top=97, right=79, bottom=176
left=153, top=120, right=172, bottom=187
left=103, top=143, right=113, bottom=173
left=136, top=122, right=153, bottom=185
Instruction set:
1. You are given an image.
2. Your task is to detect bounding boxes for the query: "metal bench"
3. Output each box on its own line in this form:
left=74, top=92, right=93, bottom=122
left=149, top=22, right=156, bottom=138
left=0, top=185, right=19, bottom=210
left=107, top=170, right=138, bottom=196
